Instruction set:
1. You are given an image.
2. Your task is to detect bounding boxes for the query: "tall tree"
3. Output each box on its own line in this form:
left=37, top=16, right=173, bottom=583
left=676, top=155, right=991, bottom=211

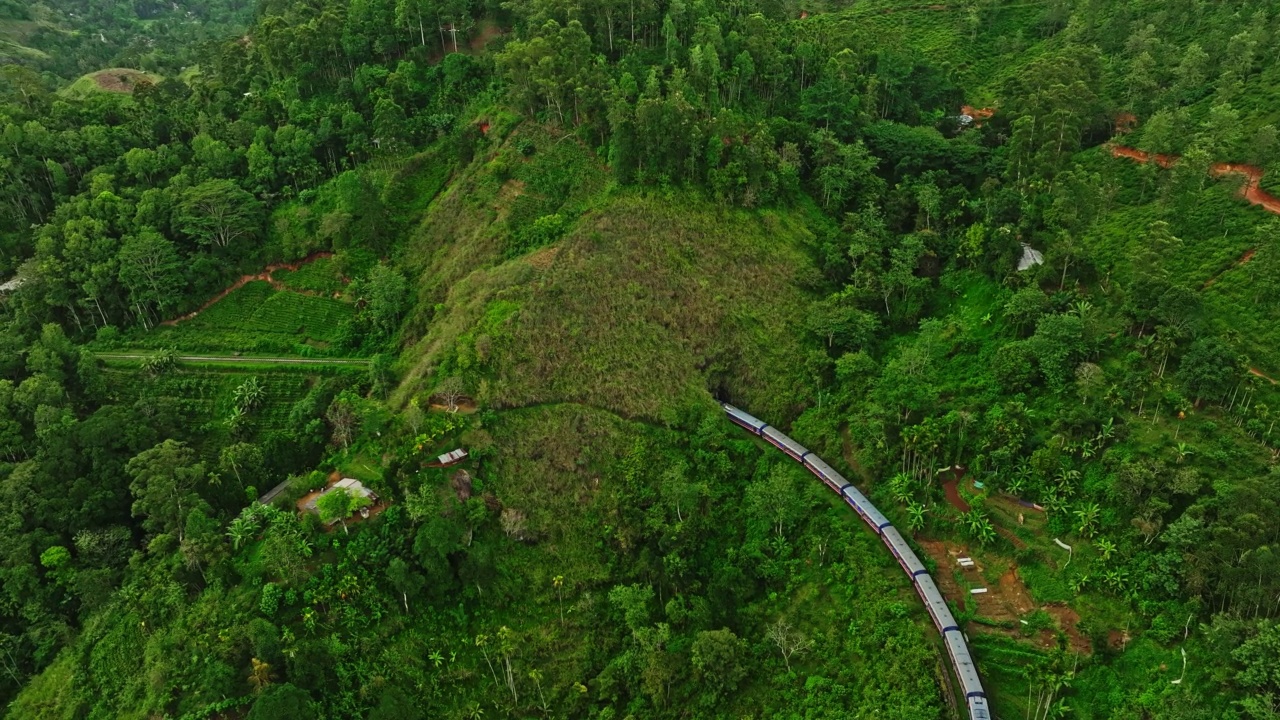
left=126, top=440, right=206, bottom=542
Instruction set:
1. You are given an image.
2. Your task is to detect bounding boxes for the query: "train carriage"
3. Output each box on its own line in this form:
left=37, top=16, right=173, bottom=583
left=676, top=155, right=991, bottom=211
left=761, top=425, right=809, bottom=461
left=881, top=526, right=927, bottom=576
left=839, top=485, right=872, bottom=524
left=803, top=455, right=848, bottom=493
left=913, top=574, right=958, bottom=632
left=724, top=404, right=767, bottom=434
left=944, top=630, right=990, bottom=719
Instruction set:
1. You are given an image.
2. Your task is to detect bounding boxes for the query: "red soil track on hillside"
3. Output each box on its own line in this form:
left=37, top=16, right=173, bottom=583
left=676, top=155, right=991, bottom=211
left=161, top=251, right=335, bottom=327
left=942, top=477, right=970, bottom=512
left=1203, top=248, right=1256, bottom=289
left=1110, top=145, right=1280, bottom=215
left=962, top=106, right=1280, bottom=214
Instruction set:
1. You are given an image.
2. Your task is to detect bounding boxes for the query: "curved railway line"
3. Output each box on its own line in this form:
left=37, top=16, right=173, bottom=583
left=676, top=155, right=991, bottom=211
left=722, top=402, right=991, bottom=720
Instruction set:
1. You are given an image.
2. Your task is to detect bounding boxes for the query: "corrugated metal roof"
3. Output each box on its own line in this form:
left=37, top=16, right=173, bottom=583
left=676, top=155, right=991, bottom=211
left=437, top=448, right=468, bottom=465
left=302, top=478, right=376, bottom=512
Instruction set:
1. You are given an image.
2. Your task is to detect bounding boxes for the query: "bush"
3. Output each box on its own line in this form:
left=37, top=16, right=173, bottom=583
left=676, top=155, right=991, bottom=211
left=259, top=583, right=283, bottom=617
left=247, top=683, right=310, bottom=720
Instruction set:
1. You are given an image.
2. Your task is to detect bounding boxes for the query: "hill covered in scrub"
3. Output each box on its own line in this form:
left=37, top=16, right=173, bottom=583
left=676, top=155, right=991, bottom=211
left=3, top=0, right=1280, bottom=718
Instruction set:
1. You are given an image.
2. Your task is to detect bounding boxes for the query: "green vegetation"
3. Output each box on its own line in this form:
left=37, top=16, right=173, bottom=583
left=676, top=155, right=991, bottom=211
left=107, top=281, right=359, bottom=357
left=4, top=0, right=1280, bottom=718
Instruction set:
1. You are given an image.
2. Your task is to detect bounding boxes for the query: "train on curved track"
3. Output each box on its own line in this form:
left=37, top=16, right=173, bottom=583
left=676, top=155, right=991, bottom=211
left=722, top=402, right=991, bottom=720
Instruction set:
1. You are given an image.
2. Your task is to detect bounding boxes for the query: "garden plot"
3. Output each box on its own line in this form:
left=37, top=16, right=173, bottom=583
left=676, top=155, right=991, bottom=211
left=120, top=281, right=357, bottom=356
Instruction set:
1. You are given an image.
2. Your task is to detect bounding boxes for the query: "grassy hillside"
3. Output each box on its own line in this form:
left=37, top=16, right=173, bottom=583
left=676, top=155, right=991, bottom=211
left=59, top=67, right=163, bottom=97
left=397, top=124, right=821, bottom=424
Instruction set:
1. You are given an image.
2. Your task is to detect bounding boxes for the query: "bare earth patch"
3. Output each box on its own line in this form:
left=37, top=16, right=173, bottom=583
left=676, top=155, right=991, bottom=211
left=917, top=536, right=1091, bottom=654
left=91, top=69, right=156, bottom=93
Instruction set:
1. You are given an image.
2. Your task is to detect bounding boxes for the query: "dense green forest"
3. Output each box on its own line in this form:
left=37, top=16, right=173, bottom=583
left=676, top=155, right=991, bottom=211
left=2, top=0, right=1280, bottom=717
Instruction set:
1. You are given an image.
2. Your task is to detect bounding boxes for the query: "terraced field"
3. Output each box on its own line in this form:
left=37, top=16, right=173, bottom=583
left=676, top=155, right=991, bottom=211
left=102, top=364, right=364, bottom=440
left=113, top=281, right=359, bottom=356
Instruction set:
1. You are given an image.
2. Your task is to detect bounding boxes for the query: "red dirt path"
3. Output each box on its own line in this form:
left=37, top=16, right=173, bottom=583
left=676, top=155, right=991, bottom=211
left=1110, top=145, right=1280, bottom=215
left=161, top=251, right=335, bottom=326
left=1250, top=367, right=1278, bottom=385
left=942, top=476, right=970, bottom=513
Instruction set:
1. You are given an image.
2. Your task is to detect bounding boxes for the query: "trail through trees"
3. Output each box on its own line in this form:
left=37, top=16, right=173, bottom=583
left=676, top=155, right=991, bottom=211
left=161, top=251, right=336, bottom=327
left=1109, top=146, right=1280, bottom=215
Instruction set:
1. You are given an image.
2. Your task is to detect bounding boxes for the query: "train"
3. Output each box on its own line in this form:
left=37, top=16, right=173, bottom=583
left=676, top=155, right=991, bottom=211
left=722, top=402, right=991, bottom=720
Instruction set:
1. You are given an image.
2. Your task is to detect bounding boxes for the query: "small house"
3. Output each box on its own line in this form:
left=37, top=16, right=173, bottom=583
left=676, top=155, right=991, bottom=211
left=437, top=448, right=468, bottom=466
left=302, top=478, right=379, bottom=523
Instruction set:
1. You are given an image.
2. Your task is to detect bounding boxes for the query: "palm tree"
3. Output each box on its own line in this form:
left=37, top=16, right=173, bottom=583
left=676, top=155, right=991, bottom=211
left=248, top=658, right=272, bottom=693
left=234, top=376, right=266, bottom=413
left=224, top=405, right=247, bottom=434
left=1073, top=502, right=1100, bottom=537
left=1095, top=416, right=1116, bottom=443
left=906, top=503, right=926, bottom=534
left=475, top=634, right=500, bottom=690
left=889, top=472, right=914, bottom=505
left=1103, top=568, right=1129, bottom=593
left=553, top=575, right=565, bottom=624
left=227, top=516, right=255, bottom=549
left=976, top=519, right=997, bottom=546
left=1054, top=467, right=1081, bottom=497
left=1174, top=442, right=1194, bottom=464
left=1095, top=537, right=1116, bottom=562
left=529, top=669, right=548, bottom=713
left=466, top=702, right=485, bottom=720
left=142, top=347, right=178, bottom=376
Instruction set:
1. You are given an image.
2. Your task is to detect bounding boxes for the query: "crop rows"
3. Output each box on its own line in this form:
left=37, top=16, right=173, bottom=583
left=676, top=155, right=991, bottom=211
left=119, top=282, right=359, bottom=356
left=106, top=367, right=354, bottom=434
left=273, top=258, right=345, bottom=294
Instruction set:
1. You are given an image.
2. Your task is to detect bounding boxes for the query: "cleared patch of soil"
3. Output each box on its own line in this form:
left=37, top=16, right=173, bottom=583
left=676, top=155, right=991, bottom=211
left=525, top=245, right=560, bottom=270
left=1114, top=112, right=1138, bottom=134
left=918, top=538, right=971, bottom=613
left=161, top=251, right=335, bottom=326
left=468, top=22, right=505, bottom=52
left=295, top=472, right=388, bottom=531
left=429, top=397, right=479, bottom=414
left=1107, top=628, right=1132, bottom=651
left=917, top=537, right=1090, bottom=653
left=91, top=69, right=155, bottom=93
left=1044, top=604, right=1091, bottom=655
left=961, top=105, right=995, bottom=127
